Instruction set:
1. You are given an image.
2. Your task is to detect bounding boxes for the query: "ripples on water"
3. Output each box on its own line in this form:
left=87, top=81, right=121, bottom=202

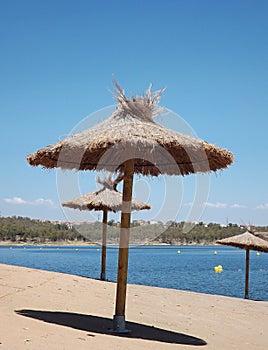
left=0, top=245, right=267, bottom=301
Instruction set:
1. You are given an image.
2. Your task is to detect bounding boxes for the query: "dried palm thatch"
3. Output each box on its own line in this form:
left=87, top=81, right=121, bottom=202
left=27, top=82, right=233, bottom=176
left=254, top=232, right=268, bottom=242
left=62, top=174, right=150, bottom=281
left=217, top=231, right=268, bottom=299
left=62, top=174, right=150, bottom=212
left=27, top=81, right=234, bottom=332
left=239, top=225, right=268, bottom=243
left=216, top=231, right=268, bottom=253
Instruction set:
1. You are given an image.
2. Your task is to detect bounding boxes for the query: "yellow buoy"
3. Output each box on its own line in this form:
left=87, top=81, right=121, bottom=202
left=256, top=252, right=260, bottom=256
left=177, top=250, right=181, bottom=254
left=75, top=248, right=79, bottom=251
left=214, top=265, right=223, bottom=273
left=214, top=251, right=217, bottom=255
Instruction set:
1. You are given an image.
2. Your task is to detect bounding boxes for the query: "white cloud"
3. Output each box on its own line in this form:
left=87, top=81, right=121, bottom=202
left=169, top=201, right=249, bottom=210
left=256, top=203, right=268, bottom=209
left=33, top=198, right=55, bottom=206
left=183, top=202, right=229, bottom=209
left=183, top=202, right=193, bottom=207
left=3, top=197, right=56, bottom=207
left=230, top=204, right=247, bottom=209
left=4, top=197, right=27, bottom=205
left=205, top=202, right=227, bottom=208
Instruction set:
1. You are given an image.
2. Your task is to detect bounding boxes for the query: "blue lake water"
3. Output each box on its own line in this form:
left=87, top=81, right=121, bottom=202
left=0, top=245, right=268, bottom=301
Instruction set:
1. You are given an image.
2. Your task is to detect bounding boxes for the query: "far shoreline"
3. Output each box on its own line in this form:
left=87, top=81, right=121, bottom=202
left=0, top=240, right=219, bottom=247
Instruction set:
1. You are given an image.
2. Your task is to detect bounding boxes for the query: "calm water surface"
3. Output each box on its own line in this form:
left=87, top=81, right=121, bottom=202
left=0, top=245, right=267, bottom=301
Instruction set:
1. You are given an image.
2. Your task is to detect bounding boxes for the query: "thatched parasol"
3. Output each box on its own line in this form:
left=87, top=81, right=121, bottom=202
left=27, top=81, right=233, bottom=332
left=27, top=82, right=233, bottom=176
left=62, top=174, right=150, bottom=281
left=217, top=231, right=268, bottom=299
left=254, top=231, right=268, bottom=242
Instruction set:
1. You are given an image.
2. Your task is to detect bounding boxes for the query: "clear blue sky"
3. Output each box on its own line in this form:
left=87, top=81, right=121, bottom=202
left=1, top=0, right=268, bottom=226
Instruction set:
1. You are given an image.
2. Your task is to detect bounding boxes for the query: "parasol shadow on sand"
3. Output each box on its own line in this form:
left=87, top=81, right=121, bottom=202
left=27, top=80, right=233, bottom=332
left=62, top=174, right=150, bottom=281
left=16, top=309, right=207, bottom=346
left=217, top=231, right=268, bottom=299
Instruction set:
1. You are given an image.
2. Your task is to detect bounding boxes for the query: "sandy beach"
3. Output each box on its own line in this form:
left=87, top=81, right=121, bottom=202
left=0, top=263, right=267, bottom=349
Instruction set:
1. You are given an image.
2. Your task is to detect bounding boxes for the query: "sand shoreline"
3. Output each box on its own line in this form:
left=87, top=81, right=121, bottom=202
left=0, top=240, right=97, bottom=246
left=0, top=240, right=217, bottom=247
left=0, top=263, right=267, bottom=349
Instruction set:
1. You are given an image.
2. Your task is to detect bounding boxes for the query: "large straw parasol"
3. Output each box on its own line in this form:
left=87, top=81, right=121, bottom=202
left=27, top=81, right=233, bottom=332
left=217, top=231, right=268, bottom=299
left=62, top=174, right=150, bottom=281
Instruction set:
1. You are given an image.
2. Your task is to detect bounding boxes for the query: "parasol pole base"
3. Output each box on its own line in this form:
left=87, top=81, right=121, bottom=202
left=112, top=315, right=131, bottom=334
left=100, top=272, right=106, bottom=281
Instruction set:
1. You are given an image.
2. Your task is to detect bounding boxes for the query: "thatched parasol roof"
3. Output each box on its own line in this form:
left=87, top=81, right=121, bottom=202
left=217, top=231, right=268, bottom=299
left=62, top=174, right=150, bottom=282
left=27, top=82, right=233, bottom=176
left=62, top=175, right=150, bottom=212
left=254, top=232, right=268, bottom=242
left=27, top=81, right=234, bottom=331
left=217, top=231, right=268, bottom=253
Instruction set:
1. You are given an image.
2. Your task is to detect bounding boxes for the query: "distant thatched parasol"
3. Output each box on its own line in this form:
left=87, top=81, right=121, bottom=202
left=27, top=81, right=233, bottom=332
left=254, top=231, right=268, bottom=242
left=62, top=174, right=150, bottom=280
left=217, top=231, right=268, bottom=299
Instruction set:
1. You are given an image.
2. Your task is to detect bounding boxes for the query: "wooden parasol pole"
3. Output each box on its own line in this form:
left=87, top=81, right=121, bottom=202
left=245, top=248, right=250, bottom=299
left=113, top=159, right=134, bottom=332
left=100, top=209, right=108, bottom=280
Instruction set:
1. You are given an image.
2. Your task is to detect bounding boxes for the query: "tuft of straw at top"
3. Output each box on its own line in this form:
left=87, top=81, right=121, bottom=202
left=96, top=172, right=124, bottom=192
left=96, top=174, right=114, bottom=191
left=113, top=79, right=166, bottom=121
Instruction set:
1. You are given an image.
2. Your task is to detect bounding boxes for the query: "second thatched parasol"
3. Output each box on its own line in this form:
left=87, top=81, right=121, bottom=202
left=217, top=231, right=268, bottom=299
left=62, top=174, right=150, bottom=280
left=27, top=81, right=233, bottom=332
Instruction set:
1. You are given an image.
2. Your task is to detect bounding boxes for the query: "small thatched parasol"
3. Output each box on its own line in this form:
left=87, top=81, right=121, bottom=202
left=217, top=231, right=268, bottom=299
left=27, top=81, right=233, bottom=332
left=62, top=174, right=150, bottom=280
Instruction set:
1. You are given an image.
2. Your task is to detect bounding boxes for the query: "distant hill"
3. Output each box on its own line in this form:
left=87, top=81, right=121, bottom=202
left=0, top=216, right=268, bottom=245
left=0, top=216, right=86, bottom=244
left=154, top=222, right=268, bottom=245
